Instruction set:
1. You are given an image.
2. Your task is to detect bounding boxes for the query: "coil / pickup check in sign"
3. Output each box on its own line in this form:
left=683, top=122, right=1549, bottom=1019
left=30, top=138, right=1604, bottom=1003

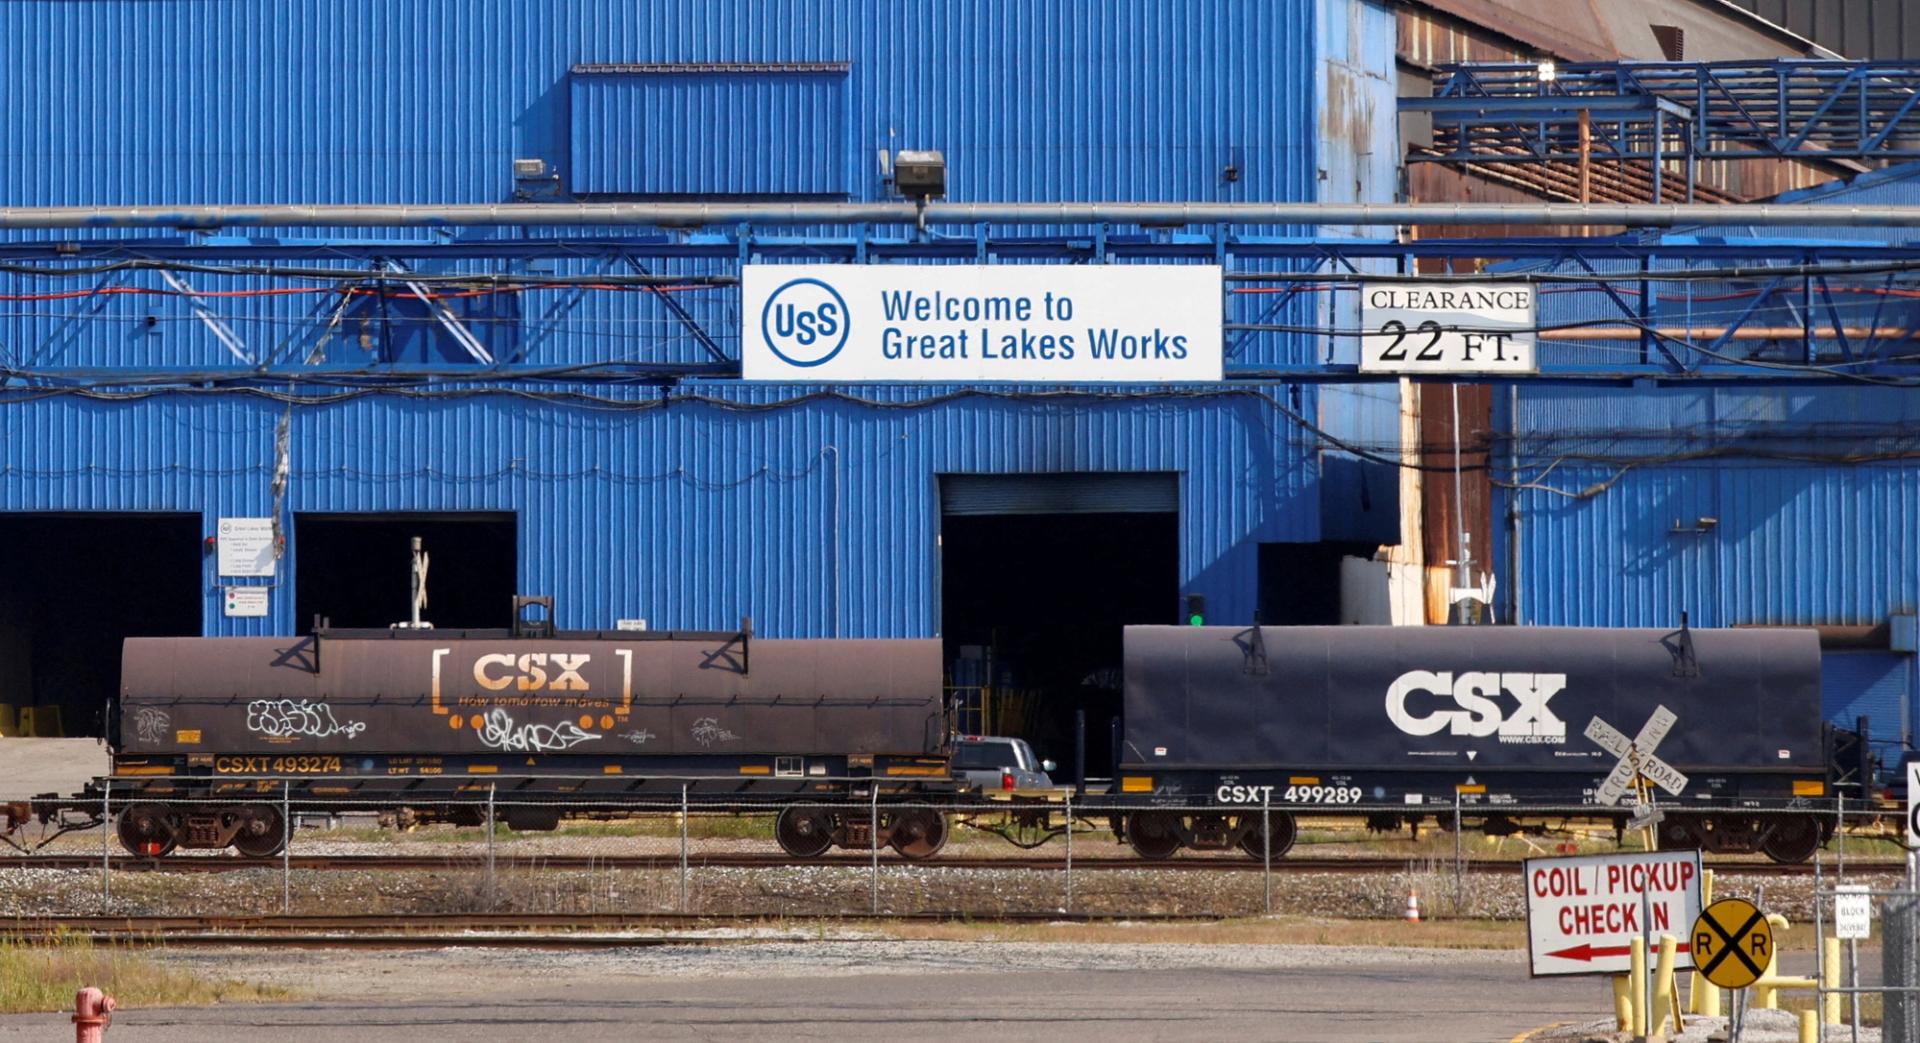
left=1359, top=282, right=1537, bottom=374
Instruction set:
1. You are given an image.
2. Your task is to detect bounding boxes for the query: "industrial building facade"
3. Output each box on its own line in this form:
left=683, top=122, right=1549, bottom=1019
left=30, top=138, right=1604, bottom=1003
left=2, top=0, right=1916, bottom=768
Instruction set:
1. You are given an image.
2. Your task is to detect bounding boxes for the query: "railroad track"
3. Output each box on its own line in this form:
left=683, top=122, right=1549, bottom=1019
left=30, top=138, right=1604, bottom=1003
left=0, top=910, right=1207, bottom=947
left=0, top=852, right=1904, bottom=874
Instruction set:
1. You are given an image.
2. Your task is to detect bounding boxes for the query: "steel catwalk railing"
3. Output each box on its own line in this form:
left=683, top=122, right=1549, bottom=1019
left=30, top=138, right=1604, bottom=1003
left=15, top=201, right=1920, bottom=229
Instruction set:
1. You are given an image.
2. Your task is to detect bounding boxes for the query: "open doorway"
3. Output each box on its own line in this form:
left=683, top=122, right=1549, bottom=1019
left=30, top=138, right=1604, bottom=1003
left=939, top=475, right=1179, bottom=779
left=0, top=513, right=201, bottom=737
left=294, top=513, right=517, bottom=630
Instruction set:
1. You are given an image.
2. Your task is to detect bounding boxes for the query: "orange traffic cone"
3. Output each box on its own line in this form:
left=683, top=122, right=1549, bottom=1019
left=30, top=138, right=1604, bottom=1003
left=1404, top=889, right=1421, bottom=923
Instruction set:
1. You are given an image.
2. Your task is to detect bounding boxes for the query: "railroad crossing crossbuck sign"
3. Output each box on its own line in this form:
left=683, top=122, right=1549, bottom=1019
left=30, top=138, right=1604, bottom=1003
left=1690, top=898, right=1773, bottom=990
left=1586, top=706, right=1689, bottom=807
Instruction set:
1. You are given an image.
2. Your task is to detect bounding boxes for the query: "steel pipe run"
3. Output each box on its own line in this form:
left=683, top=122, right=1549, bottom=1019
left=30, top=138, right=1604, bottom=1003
left=10, top=201, right=1920, bottom=229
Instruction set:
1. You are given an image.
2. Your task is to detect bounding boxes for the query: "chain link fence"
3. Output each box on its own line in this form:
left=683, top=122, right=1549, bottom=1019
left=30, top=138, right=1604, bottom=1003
left=1, top=785, right=1913, bottom=921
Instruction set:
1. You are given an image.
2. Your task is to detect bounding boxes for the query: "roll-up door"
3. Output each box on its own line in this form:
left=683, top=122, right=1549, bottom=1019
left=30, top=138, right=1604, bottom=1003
left=1821, top=650, right=1912, bottom=748
left=940, top=473, right=1178, bottom=516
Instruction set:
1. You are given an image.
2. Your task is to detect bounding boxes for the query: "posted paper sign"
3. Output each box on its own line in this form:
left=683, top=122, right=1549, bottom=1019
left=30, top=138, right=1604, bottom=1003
left=741, top=265, right=1223, bottom=382
left=216, top=517, right=276, bottom=578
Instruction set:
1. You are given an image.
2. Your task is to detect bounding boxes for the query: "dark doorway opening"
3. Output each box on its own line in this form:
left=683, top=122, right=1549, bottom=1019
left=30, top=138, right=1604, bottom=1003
left=295, top=514, right=517, bottom=630
left=0, top=513, right=201, bottom=737
left=941, top=509, right=1178, bottom=778
left=1256, top=541, right=1380, bottom=625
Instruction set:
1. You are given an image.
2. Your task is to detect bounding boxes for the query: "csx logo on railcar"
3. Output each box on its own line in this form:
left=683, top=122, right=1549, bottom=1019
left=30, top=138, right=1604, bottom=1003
left=471, top=653, right=592, bottom=692
left=1385, top=670, right=1567, bottom=743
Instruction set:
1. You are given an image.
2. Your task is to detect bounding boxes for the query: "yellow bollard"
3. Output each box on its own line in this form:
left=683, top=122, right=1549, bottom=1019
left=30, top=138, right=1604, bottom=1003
left=1649, top=934, right=1679, bottom=1038
left=1690, top=870, right=1718, bottom=1016
left=1756, top=913, right=1791, bottom=1010
left=1823, top=937, right=1841, bottom=1025
left=1799, top=1009, right=1818, bottom=1043
left=1630, top=936, right=1648, bottom=1033
left=1613, top=975, right=1633, bottom=1032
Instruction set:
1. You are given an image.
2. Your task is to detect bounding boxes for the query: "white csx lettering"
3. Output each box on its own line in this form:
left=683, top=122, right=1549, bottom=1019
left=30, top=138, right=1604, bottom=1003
left=1384, top=670, right=1567, bottom=741
left=472, top=653, right=593, bottom=692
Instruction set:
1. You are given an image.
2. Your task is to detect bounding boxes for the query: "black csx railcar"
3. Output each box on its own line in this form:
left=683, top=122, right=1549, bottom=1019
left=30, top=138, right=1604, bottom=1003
left=31, top=619, right=1868, bottom=864
left=1110, top=623, right=1872, bottom=864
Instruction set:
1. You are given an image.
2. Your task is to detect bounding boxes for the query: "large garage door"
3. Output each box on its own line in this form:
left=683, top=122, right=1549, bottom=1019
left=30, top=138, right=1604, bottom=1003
left=940, top=473, right=1177, bottom=515
left=1821, top=651, right=1912, bottom=750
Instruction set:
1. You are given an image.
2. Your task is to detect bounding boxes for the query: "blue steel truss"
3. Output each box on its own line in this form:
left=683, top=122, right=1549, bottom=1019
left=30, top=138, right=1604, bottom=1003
left=4, top=228, right=1920, bottom=387
left=1406, top=60, right=1920, bottom=201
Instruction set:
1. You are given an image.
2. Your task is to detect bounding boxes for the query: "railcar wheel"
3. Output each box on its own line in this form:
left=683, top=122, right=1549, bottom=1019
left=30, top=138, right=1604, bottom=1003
left=1237, top=811, right=1297, bottom=860
left=1658, top=815, right=1703, bottom=851
left=775, top=806, right=835, bottom=859
left=1759, top=814, right=1821, bottom=864
left=116, top=803, right=177, bottom=858
left=230, top=806, right=286, bottom=858
left=888, top=809, right=949, bottom=861
left=1125, top=810, right=1183, bottom=860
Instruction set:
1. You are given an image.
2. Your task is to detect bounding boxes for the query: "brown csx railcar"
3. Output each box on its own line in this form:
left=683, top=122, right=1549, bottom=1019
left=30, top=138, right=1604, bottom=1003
left=94, top=621, right=957, bottom=859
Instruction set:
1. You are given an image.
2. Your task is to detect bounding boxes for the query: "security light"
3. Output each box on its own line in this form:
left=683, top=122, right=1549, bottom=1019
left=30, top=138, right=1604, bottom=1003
left=894, top=150, right=946, bottom=201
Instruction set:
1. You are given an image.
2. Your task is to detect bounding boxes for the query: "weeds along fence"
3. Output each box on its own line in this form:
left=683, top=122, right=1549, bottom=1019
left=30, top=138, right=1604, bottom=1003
left=1, top=786, right=1914, bottom=920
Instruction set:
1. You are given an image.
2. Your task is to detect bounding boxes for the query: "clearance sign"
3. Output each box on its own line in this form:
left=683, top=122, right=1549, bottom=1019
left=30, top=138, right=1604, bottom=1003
left=1524, top=850, right=1704, bottom=977
left=740, top=265, right=1223, bottom=382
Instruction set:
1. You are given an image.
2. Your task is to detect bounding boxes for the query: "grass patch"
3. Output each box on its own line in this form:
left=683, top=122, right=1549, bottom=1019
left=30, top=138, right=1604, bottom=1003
left=0, top=934, right=287, bottom=1013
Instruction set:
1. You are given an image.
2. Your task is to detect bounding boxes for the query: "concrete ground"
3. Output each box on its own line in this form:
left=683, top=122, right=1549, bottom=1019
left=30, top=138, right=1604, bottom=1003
left=0, top=737, right=107, bottom=796
left=0, top=942, right=1597, bottom=1042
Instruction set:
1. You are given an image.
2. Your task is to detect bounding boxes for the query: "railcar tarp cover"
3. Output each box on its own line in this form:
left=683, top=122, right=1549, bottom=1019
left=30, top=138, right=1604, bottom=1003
left=1121, top=625, right=1823, bottom=773
left=119, top=636, right=943, bottom=756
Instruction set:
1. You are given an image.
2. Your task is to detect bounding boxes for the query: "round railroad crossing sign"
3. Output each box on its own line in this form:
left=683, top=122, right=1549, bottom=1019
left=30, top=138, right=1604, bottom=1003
left=1690, top=898, right=1772, bottom=990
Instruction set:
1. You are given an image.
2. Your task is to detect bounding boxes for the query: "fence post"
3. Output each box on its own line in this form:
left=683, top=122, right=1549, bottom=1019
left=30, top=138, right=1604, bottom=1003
left=1063, top=795, right=1073, bottom=914
left=280, top=779, right=291, bottom=915
left=1836, top=793, right=1846, bottom=877
left=687, top=783, right=695, bottom=914
left=98, top=780, right=110, bottom=915
left=1452, top=788, right=1463, bottom=910
left=485, top=783, right=497, bottom=912
left=1262, top=791, right=1272, bottom=916
left=869, top=785, right=880, bottom=916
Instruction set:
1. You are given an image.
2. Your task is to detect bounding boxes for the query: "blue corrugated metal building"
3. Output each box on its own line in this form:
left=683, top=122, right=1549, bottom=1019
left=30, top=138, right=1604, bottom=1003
left=1496, top=162, right=1920, bottom=757
left=0, top=0, right=1400, bottom=742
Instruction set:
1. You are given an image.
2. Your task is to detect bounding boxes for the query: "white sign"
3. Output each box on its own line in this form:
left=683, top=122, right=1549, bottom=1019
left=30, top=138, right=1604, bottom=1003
left=1908, top=760, right=1920, bottom=848
left=1835, top=885, right=1872, bottom=940
left=1587, top=706, right=1689, bottom=807
left=741, top=265, right=1223, bottom=382
left=216, top=517, right=276, bottom=578
left=1525, top=850, right=1704, bottom=977
left=1359, top=281, right=1536, bottom=374
left=223, top=586, right=268, bottom=618
left=615, top=619, right=649, bottom=632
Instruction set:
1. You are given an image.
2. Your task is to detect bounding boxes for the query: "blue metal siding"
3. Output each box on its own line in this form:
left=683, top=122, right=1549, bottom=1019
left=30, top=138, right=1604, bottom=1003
left=569, top=67, right=850, bottom=196
left=1505, top=387, right=1920, bottom=628
left=0, top=386, right=1317, bottom=638
left=1821, top=651, right=1912, bottom=752
left=0, top=0, right=1319, bottom=212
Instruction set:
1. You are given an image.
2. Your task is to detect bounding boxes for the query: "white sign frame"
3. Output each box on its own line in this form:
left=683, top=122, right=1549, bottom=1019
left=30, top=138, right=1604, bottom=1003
left=741, top=264, right=1223, bottom=382
left=1907, top=760, right=1920, bottom=849
left=1524, top=849, right=1704, bottom=977
left=216, top=517, right=277, bottom=578
left=1359, top=281, right=1537, bottom=374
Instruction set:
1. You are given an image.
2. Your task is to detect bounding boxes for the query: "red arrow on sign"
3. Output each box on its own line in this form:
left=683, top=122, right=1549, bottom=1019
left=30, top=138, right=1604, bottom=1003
left=1547, top=942, right=1692, bottom=962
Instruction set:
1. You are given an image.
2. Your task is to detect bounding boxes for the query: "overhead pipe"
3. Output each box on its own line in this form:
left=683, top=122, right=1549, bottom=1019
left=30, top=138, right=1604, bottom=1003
left=11, top=201, right=1920, bottom=230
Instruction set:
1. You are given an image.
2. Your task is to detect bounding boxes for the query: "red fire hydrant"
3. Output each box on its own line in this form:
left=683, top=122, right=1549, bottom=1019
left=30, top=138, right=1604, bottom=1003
left=72, top=987, right=114, bottom=1042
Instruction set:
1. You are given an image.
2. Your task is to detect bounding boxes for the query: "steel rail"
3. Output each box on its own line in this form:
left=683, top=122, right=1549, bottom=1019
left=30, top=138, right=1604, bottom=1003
left=0, top=853, right=1900, bottom=875
left=9, top=202, right=1920, bottom=229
